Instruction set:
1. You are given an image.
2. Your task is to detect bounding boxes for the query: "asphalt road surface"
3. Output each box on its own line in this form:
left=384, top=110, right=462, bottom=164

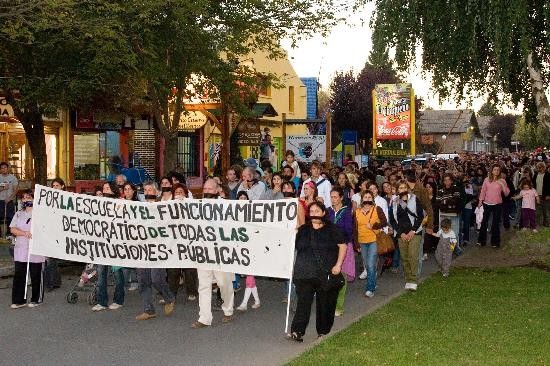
left=0, top=257, right=438, bottom=366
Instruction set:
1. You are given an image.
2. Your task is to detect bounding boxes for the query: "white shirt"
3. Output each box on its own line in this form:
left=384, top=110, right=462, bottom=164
left=300, top=176, right=331, bottom=205
left=0, top=173, right=18, bottom=201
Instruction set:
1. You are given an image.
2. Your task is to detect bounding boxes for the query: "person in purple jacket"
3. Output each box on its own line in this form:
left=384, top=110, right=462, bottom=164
left=327, top=187, right=354, bottom=317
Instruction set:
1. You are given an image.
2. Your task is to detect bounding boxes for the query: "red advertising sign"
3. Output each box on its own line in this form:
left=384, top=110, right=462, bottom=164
left=373, top=84, right=413, bottom=140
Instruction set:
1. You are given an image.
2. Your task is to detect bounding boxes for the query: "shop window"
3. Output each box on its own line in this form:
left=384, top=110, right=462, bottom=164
left=74, top=133, right=100, bottom=180
left=289, top=86, right=295, bottom=113
left=74, top=131, right=120, bottom=180
left=177, top=132, right=199, bottom=177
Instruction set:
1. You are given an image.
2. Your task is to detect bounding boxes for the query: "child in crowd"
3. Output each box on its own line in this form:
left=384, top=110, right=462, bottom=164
left=514, top=179, right=540, bottom=232
left=236, top=191, right=260, bottom=311
left=434, top=218, right=458, bottom=277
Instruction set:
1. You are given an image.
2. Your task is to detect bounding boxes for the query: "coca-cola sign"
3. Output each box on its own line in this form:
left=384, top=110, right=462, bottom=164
left=374, top=84, right=412, bottom=140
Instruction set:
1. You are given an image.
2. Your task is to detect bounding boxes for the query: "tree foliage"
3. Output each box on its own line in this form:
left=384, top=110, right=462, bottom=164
left=487, top=114, right=516, bottom=149
left=371, top=0, right=550, bottom=130
left=477, top=101, right=499, bottom=117
left=513, top=115, right=550, bottom=150
left=0, top=0, right=345, bottom=180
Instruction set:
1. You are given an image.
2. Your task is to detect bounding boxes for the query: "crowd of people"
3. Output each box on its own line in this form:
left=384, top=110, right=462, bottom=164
left=5, top=148, right=550, bottom=342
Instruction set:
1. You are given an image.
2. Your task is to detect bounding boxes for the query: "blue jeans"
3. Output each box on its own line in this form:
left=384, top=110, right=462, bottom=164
left=137, top=268, right=174, bottom=313
left=461, top=208, right=473, bottom=243
left=97, top=265, right=125, bottom=307
left=360, top=242, right=377, bottom=292
left=392, top=242, right=400, bottom=268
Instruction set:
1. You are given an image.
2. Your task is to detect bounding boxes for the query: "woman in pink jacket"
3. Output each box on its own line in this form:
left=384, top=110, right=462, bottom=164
left=477, top=165, right=510, bottom=248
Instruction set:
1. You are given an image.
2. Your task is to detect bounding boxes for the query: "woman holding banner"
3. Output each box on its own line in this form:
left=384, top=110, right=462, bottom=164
left=44, top=178, right=65, bottom=292
left=287, top=202, right=347, bottom=342
left=92, top=182, right=126, bottom=311
left=10, top=189, right=45, bottom=309
left=122, top=183, right=139, bottom=291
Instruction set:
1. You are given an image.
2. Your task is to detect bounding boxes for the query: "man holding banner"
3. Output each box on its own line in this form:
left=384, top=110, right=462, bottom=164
left=135, top=181, right=175, bottom=321
left=192, top=178, right=235, bottom=328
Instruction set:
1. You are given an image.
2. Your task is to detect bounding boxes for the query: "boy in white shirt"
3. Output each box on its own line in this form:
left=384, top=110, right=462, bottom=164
left=434, top=218, right=458, bottom=277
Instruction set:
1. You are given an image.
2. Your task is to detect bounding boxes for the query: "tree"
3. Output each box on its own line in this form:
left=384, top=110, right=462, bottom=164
left=487, top=114, right=516, bottom=149
left=1, top=0, right=344, bottom=180
left=371, top=0, right=550, bottom=130
left=0, top=1, right=137, bottom=184
left=478, top=101, right=499, bottom=117
left=513, top=115, right=550, bottom=150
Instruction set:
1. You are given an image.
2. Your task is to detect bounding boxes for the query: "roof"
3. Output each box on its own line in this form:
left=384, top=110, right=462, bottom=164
left=476, top=116, right=492, bottom=137
left=418, top=109, right=474, bottom=134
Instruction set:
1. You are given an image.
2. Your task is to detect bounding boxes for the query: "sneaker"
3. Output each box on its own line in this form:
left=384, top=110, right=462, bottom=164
left=334, top=310, right=343, bottom=317
left=128, top=283, right=139, bottom=291
left=359, top=270, right=368, bottom=280
left=237, top=304, right=247, bottom=311
left=409, top=283, right=418, bottom=291
left=404, top=283, right=412, bottom=290
left=136, top=312, right=156, bottom=321
left=251, top=302, right=261, bottom=309
left=533, top=229, right=538, bottom=233
left=92, top=304, right=107, bottom=312
left=28, top=302, right=41, bottom=308
left=164, top=302, right=175, bottom=316
left=187, top=295, right=197, bottom=301
left=476, top=242, right=483, bottom=247
left=365, top=291, right=374, bottom=298
left=222, top=314, right=234, bottom=323
left=422, top=253, right=428, bottom=261
left=10, top=303, right=27, bottom=309
left=159, top=299, right=166, bottom=305
left=108, top=303, right=123, bottom=310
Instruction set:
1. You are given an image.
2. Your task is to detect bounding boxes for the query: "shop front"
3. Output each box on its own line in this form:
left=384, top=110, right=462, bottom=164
left=0, top=98, right=68, bottom=187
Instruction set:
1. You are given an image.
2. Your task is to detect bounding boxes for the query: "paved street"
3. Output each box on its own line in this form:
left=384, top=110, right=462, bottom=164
left=0, top=257, right=439, bottom=366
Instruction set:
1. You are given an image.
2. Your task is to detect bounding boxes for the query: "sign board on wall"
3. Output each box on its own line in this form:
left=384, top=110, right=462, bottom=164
left=0, top=97, right=14, bottom=118
left=370, top=148, right=408, bottom=157
left=373, top=84, right=413, bottom=140
left=286, top=135, right=326, bottom=163
left=236, top=119, right=261, bottom=146
left=179, top=111, right=208, bottom=131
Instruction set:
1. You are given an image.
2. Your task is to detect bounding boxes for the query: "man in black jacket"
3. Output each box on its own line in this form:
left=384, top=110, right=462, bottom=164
left=533, top=162, right=550, bottom=227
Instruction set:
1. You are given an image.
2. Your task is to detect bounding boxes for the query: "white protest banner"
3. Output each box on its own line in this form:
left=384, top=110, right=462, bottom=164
left=30, top=185, right=297, bottom=279
left=286, top=135, right=326, bottom=163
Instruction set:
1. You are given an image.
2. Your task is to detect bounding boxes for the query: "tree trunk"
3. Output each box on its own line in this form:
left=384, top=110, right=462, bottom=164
left=20, top=108, right=47, bottom=185
left=526, top=52, right=550, bottom=130
left=163, top=135, right=178, bottom=175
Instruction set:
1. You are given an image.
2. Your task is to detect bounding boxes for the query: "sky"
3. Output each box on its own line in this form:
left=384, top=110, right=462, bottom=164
left=281, top=3, right=521, bottom=113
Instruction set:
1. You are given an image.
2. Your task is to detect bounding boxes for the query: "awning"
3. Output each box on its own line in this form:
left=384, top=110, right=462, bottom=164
left=285, top=118, right=325, bottom=125
left=206, top=103, right=278, bottom=118
left=252, top=103, right=278, bottom=117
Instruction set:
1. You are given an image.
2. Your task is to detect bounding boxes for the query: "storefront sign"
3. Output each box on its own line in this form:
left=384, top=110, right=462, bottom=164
left=373, top=84, right=413, bottom=140
left=370, top=148, right=408, bottom=157
left=0, top=97, right=14, bottom=118
left=31, top=185, right=298, bottom=278
left=179, top=111, right=208, bottom=131
left=236, top=119, right=261, bottom=146
left=286, top=135, right=327, bottom=163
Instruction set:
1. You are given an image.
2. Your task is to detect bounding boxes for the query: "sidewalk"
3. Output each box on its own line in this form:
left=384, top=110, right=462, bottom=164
left=0, top=243, right=13, bottom=277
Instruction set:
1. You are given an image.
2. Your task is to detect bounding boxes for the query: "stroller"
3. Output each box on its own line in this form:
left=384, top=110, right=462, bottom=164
left=66, top=264, right=100, bottom=305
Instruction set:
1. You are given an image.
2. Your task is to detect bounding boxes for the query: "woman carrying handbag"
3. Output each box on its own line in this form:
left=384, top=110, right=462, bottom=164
left=354, top=191, right=388, bottom=298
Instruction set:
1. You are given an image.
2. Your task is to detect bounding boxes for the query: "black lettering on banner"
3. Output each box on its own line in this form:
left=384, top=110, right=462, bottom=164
left=263, top=203, right=274, bottom=222
left=286, top=201, right=298, bottom=221
left=177, top=244, right=188, bottom=260
left=205, top=226, right=216, bottom=241
left=238, top=227, right=249, bottom=242
left=114, top=244, right=126, bottom=259
left=148, top=244, right=157, bottom=261
left=148, top=227, right=159, bottom=239
left=220, top=246, right=231, bottom=264
left=252, top=203, right=263, bottom=222
left=240, top=248, right=250, bottom=266
left=157, top=204, right=167, bottom=220
left=38, top=187, right=48, bottom=205
left=231, top=248, right=241, bottom=265
left=157, top=244, right=169, bottom=260
left=195, top=246, right=205, bottom=263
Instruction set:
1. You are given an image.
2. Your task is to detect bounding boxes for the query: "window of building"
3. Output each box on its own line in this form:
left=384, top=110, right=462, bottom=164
left=288, top=86, right=295, bottom=113
left=177, top=131, right=199, bottom=177
left=259, top=84, right=272, bottom=97
left=74, top=131, right=120, bottom=180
